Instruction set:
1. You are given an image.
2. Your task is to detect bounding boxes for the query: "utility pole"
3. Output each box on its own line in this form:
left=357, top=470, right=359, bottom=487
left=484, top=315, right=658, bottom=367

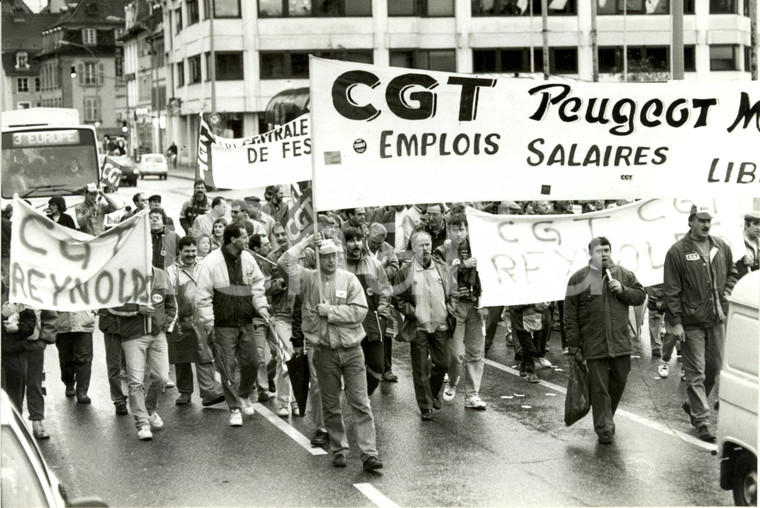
left=541, top=0, right=550, bottom=78
left=590, top=0, right=599, bottom=81
left=672, top=0, right=685, bottom=80
left=751, top=0, right=758, bottom=79
left=209, top=0, right=216, bottom=115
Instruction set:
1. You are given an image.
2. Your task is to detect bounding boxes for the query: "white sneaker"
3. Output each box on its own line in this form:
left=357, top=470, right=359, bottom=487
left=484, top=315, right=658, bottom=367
left=137, top=426, right=153, bottom=440
left=240, top=397, right=255, bottom=416
left=291, top=403, right=300, bottom=416
left=166, top=380, right=175, bottom=388
left=148, top=412, right=164, bottom=430
left=442, top=383, right=457, bottom=402
left=276, top=406, right=289, bottom=417
left=658, top=361, right=669, bottom=378
left=464, top=394, right=487, bottom=410
left=229, top=409, right=243, bottom=426
left=538, top=357, right=553, bottom=369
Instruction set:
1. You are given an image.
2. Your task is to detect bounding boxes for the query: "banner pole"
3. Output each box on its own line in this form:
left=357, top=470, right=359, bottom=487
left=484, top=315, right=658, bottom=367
left=308, top=56, right=325, bottom=304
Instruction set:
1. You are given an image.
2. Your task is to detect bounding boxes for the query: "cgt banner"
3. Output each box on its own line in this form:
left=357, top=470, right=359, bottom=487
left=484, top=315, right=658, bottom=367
left=309, top=57, right=760, bottom=210
left=196, top=114, right=311, bottom=189
left=465, top=198, right=748, bottom=307
left=9, top=197, right=152, bottom=311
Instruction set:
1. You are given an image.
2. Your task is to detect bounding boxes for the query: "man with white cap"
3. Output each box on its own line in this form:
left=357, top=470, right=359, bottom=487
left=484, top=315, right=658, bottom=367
left=663, top=203, right=738, bottom=442
left=278, top=233, right=382, bottom=472
left=736, top=210, right=760, bottom=279
left=75, top=183, right=120, bottom=236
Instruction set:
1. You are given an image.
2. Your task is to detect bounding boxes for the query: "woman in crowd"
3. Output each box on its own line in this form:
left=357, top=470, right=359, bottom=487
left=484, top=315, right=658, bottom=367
left=196, top=233, right=212, bottom=260
left=210, top=218, right=226, bottom=251
left=46, top=196, right=77, bottom=230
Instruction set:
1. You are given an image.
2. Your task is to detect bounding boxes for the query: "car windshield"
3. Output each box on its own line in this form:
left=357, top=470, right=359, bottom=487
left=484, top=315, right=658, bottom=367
left=143, top=155, right=163, bottom=164
left=1, top=426, right=49, bottom=508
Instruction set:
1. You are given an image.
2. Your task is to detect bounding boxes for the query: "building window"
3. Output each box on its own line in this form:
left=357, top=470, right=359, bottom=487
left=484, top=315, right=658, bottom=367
left=175, top=8, right=183, bottom=33
left=15, top=51, right=29, bottom=69
left=139, top=74, right=152, bottom=102
left=596, top=0, right=669, bottom=14
left=710, top=0, right=737, bottom=12
left=472, top=0, right=576, bottom=15
left=259, top=0, right=372, bottom=17
left=389, top=0, right=454, bottom=16
left=598, top=46, right=669, bottom=75
left=473, top=48, right=577, bottom=74
left=390, top=49, right=457, bottom=71
left=17, top=78, right=29, bottom=92
left=260, top=50, right=373, bottom=79
left=189, top=55, right=202, bottom=83
left=206, top=52, right=244, bottom=80
left=745, top=45, right=753, bottom=72
left=35, top=78, right=40, bottom=91
left=710, top=45, right=740, bottom=71
left=684, top=45, right=696, bottom=72
left=81, top=62, right=99, bottom=85
left=205, top=0, right=242, bottom=18
left=84, top=97, right=100, bottom=122
left=187, top=0, right=200, bottom=24
left=177, top=61, right=185, bottom=86
left=82, top=28, right=97, bottom=45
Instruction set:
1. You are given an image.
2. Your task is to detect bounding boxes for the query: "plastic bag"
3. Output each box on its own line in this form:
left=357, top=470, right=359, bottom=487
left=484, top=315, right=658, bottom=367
left=564, top=357, right=591, bottom=426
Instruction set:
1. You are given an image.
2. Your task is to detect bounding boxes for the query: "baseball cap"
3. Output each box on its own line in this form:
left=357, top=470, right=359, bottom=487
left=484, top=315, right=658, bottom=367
left=318, top=239, right=340, bottom=255
left=744, top=210, right=760, bottom=222
left=85, top=183, right=98, bottom=193
left=690, top=203, right=713, bottom=220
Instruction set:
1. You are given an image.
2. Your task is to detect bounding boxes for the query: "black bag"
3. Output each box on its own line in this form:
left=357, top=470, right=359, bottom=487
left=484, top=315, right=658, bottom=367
left=564, top=357, right=591, bottom=426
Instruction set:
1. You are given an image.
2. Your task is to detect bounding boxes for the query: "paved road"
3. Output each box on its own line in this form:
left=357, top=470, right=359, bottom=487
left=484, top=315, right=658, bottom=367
left=30, top=174, right=733, bottom=506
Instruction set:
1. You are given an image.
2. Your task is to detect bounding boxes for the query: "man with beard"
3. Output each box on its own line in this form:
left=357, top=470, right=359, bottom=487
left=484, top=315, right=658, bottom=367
left=344, top=227, right=392, bottom=395
left=663, top=204, right=738, bottom=442
left=263, top=185, right=289, bottom=227
left=565, top=236, right=645, bottom=445
left=179, top=180, right=211, bottom=235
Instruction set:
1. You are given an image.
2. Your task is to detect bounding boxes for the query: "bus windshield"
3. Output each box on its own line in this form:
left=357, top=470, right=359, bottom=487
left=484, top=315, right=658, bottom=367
left=1, top=127, right=99, bottom=199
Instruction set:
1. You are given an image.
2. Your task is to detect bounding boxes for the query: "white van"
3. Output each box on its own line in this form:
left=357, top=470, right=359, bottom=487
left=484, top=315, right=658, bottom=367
left=717, top=270, right=759, bottom=506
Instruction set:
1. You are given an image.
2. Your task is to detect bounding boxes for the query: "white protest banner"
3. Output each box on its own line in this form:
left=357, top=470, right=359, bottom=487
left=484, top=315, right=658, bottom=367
left=196, top=114, right=311, bottom=189
left=9, top=197, right=152, bottom=311
left=465, top=198, right=748, bottom=307
left=309, top=57, right=760, bottom=210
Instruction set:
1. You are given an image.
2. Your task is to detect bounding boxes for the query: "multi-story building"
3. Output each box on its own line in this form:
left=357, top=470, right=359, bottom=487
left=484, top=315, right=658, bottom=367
left=35, top=0, right=129, bottom=137
left=163, top=0, right=758, bottom=165
left=1, top=1, right=58, bottom=111
left=119, top=0, right=167, bottom=157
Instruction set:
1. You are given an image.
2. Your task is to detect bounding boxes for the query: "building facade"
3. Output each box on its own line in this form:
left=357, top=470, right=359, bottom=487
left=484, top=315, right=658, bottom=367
left=162, top=0, right=758, bottom=166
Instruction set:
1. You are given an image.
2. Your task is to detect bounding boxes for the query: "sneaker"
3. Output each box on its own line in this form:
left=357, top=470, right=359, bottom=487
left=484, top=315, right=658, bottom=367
left=464, top=394, right=487, bottom=410
left=201, top=393, right=225, bottom=407
left=697, top=424, right=715, bottom=442
left=525, top=372, right=540, bottom=384
left=598, top=430, right=613, bottom=445
left=137, top=426, right=153, bottom=440
left=32, top=421, right=50, bottom=440
left=432, top=397, right=442, bottom=410
left=175, top=393, right=191, bottom=405
left=363, top=456, right=383, bottom=472
left=229, top=409, right=243, bottom=427
left=442, top=383, right=456, bottom=402
left=276, top=406, right=289, bottom=417
left=165, top=380, right=175, bottom=389
left=310, top=429, right=328, bottom=447
left=76, top=393, right=91, bottom=404
left=240, top=397, right=255, bottom=416
left=420, top=409, right=433, bottom=421
left=65, top=384, right=76, bottom=397
left=148, top=412, right=164, bottom=430
left=291, top=403, right=300, bottom=417
left=538, top=357, right=553, bottom=369
left=115, top=402, right=128, bottom=416
left=333, top=453, right=347, bottom=468
left=382, top=370, right=399, bottom=382
left=657, top=361, right=669, bottom=378
left=519, top=364, right=528, bottom=378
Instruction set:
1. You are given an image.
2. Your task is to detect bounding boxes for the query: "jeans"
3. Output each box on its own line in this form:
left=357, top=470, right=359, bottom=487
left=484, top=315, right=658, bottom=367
left=648, top=309, right=664, bottom=353
left=269, top=317, right=293, bottom=410
left=253, top=323, right=277, bottom=395
left=214, top=324, right=260, bottom=410
left=682, top=324, right=725, bottom=427
left=587, top=356, right=631, bottom=435
left=313, top=344, right=378, bottom=461
left=25, top=346, right=45, bottom=421
left=305, top=343, right=324, bottom=429
left=122, top=333, right=170, bottom=429
left=446, top=301, right=485, bottom=397
left=176, top=362, right=223, bottom=400
left=361, top=338, right=384, bottom=396
left=410, top=329, right=450, bottom=411
left=2, top=352, right=26, bottom=415
left=104, top=332, right=127, bottom=404
left=56, top=332, right=93, bottom=395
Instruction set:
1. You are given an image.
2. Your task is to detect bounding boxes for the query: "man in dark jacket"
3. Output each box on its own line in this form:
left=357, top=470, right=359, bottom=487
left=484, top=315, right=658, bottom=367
left=109, top=267, right=177, bottom=440
left=663, top=204, right=738, bottom=442
left=395, top=230, right=457, bottom=421
left=149, top=208, right=179, bottom=270
left=179, top=180, right=211, bottom=235
left=565, top=236, right=645, bottom=445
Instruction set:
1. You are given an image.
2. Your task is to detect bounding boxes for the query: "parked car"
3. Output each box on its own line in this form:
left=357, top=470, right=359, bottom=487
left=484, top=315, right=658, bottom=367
left=717, top=270, right=759, bottom=506
left=0, top=391, right=107, bottom=507
left=134, top=153, right=168, bottom=180
left=106, top=155, right=138, bottom=187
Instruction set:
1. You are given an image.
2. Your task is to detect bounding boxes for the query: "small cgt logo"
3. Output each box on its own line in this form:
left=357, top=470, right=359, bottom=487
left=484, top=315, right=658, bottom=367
left=353, top=139, right=367, bottom=154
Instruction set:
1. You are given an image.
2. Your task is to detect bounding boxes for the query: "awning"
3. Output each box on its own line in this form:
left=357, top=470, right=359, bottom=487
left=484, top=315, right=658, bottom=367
left=264, top=87, right=310, bottom=127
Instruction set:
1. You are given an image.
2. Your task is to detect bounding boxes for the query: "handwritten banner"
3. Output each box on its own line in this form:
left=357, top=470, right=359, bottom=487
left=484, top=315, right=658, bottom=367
left=465, top=198, right=748, bottom=307
left=309, top=57, right=760, bottom=210
left=9, top=197, right=152, bottom=311
left=196, top=114, right=311, bottom=189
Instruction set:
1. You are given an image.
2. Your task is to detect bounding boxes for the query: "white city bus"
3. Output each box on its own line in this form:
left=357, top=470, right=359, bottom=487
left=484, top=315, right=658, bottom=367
left=1, top=108, right=101, bottom=209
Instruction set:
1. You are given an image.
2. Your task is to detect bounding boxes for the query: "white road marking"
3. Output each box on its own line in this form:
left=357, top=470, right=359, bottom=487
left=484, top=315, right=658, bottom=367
left=354, top=483, right=399, bottom=508
left=252, top=403, right=327, bottom=456
left=484, top=358, right=716, bottom=452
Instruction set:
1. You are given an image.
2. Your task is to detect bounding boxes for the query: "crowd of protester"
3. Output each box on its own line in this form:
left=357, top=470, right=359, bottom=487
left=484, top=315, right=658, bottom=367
left=1, top=181, right=758, bottom=470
